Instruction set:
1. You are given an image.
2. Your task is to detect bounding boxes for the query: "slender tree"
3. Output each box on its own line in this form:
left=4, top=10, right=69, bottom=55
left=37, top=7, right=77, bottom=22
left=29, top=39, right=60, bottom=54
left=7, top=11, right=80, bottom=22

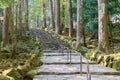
left=2, top=8, right=9, bottom=47
left=98, top=0, right=112, bottom=54
left=42, top=1, right=47, bottom=28
left=55, top=0, right=61, bottom=34
left=18, top=1, right=23, bottom=36
left=61, top=0, right=66, bottom=35
left=25, top=0, right=29, bottom=31
left=8, top=7, right=17, bottom=57
left=49, top=0, right=55, bottom=28
left=76, top=0, right=85, bottom=48
left=68, top=0, right=74, bottom=37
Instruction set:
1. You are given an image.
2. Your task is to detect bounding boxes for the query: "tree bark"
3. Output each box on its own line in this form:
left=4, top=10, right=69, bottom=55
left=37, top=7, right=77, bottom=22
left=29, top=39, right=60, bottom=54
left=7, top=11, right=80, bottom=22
left=68, top=0, right=74, bottom=37
left=61, top=0, right=66, bottom=35
left=18, top=1, right=23, bottom=37
left=76, top=0, right=85, bottom=48
left=2, top=8, right=9, bottom=47
left=55, top=0, right=61, bottom=34
left=49, top=0, right=55, bottom=28
left=43, top=2, right=47, bottom=28
left=25, top=0, right=29, bottom=31
left=98, top=0, right=112, bottom=54
left=8, top=7, right=17, bottom=57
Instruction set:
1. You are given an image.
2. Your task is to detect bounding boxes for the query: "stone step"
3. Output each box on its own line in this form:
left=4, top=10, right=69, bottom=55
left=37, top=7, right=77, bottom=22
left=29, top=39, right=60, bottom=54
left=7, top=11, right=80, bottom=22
left=44, top=50, right=75, bottom=53
left=34, top=49, right=120, bottom=80
left=44, top=52, right=80, bottom=56
left=38, top=64, right=119, bottom=74
left=37, top=71, right=120, bottom=75
left=34, top=74, right=120, bottom=80
left=42, top=55, right=95, bottom=63
left=44, top=62, right=95, bottom=65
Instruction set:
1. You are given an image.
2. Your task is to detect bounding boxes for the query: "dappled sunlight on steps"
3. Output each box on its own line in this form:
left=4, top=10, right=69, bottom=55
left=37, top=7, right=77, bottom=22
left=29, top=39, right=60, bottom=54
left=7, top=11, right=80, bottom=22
left=33, top=50, right=120, bottom=80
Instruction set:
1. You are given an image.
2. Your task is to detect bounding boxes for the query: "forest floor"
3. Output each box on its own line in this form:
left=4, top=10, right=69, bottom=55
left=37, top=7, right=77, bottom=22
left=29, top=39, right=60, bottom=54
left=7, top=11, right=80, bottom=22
left=0, top=30, right=43, bottom=80
left=31, top=28, right=120, bottom=80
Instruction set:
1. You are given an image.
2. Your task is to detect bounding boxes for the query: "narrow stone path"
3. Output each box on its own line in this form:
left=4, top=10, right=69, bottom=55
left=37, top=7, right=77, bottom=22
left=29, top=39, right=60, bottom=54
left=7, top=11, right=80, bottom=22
left=33, top=50, right=120, bottom=80
left=31, top=28, right=120, bottom=80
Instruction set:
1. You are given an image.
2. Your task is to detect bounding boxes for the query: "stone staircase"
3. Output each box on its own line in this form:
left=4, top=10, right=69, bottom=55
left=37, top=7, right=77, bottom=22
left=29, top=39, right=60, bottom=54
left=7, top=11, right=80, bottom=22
left=33, top=50, right=120, bottom=80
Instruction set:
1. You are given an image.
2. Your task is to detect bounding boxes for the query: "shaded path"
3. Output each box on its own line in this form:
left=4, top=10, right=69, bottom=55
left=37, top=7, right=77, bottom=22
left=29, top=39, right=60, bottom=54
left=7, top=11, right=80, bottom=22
left=34, top=50, right=120, bottom=80
left=31, top=28, right=69, bottom=50
left=31, top=28, right=120, bottom=80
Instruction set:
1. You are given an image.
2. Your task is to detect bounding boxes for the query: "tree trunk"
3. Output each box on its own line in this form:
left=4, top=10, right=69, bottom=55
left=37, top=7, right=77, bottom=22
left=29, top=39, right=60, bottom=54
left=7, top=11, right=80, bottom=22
left=68, top=0, right=74, bottom=37
left=49, top=0, right=55, bottom=28
left=61, top=0, right=66, bottom=35
left=98, top=0, right=112, bottom=54
left=76, top=0, right=85, bottom=48
left=2, top=8, right=9, bottom=47
left=43, top=2, right=47, bottom=28
left=25, top=0, right=29, bottom=31
left=55, top=0, right=61, bottom=34
left=15, top=4, right=18, bottom=30
left=18, top=1, right=23, bottom=37
left=8, top=7, right=17, bottom=57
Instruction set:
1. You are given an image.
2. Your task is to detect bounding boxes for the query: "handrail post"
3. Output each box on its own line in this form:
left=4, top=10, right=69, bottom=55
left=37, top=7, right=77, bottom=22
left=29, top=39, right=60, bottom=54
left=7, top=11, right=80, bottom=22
left=80, top=53, right=82, bottom=76
left=87, top=60, right=91, bottom=80
left=67, top=49, right=69, bottom=62
left=70, top=49, right=72, bottom=64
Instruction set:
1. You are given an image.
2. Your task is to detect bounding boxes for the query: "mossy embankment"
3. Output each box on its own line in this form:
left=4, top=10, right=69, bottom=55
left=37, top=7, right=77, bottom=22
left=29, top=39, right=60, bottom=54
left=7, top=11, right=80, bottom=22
left=0, top=35, right=44, bottom=80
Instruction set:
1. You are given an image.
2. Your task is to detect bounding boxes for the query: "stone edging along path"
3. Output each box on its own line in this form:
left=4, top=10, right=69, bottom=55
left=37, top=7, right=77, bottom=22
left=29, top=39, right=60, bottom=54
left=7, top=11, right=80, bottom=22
left=33, top=50, right=120, bottom=80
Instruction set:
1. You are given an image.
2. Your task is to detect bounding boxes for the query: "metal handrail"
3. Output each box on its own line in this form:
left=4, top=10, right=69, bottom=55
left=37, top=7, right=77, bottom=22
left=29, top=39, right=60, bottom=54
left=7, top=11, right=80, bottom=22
left=87, top=60, right=91, bottom=80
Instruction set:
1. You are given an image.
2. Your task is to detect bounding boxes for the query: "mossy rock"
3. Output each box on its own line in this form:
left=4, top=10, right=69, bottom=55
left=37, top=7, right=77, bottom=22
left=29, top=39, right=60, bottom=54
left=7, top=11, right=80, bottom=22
left=0, top=53, right=7, bottom=59
left=0, top=75, right=10, bottom=80
left=104, top=55, right=110, bottom=61
left=90, top=49, right=99, bottom=61
left=3, top=68, right=23, bottom=80
left=108, top=62, right=113, bottom=68
left=44, top=28, right=49, bottom=31
left=60, top=36, right=65, bottom=41
left=24, top=69, right=38, bottom=80
left=17, top=63, right=30, bottom=77
left=103, top=61, right=108, bottom=67
left=72, top=41, right=76, bottom=49
left=104, top=55, right=111, bottom=67
left=1, top=46, right=11, bottom=53
left=97, top=55, right=104, bottom=64
left=87, top=45, right=95, bottom=48
left=113, top=60, right=120, bottom=71
left=0, top=75, right=15, bottom=80
left=85, top=50, right=92, bottom=59
left=29, top=54, right=38, bottom=67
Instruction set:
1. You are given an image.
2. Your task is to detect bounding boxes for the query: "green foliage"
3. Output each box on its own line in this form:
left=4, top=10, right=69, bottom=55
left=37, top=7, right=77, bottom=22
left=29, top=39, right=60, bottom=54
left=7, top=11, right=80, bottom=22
left=17, top=41, right=29, bottom=51
left=0, top=0, right=18, bottom=8
left=84, top=0, right=98, bottom=33
left=86, top=19, right=98, bottom=33
left=0, top=75, right=13, bottom=80
left=0, top=8, right=3, bottom=14
left=85, top=49, right=99, bottom=61
left=1, top=46, right=11, bottom=53
left=33, top=41, right=44, bottom=57
left=84, top=0, right=120, bottom=33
